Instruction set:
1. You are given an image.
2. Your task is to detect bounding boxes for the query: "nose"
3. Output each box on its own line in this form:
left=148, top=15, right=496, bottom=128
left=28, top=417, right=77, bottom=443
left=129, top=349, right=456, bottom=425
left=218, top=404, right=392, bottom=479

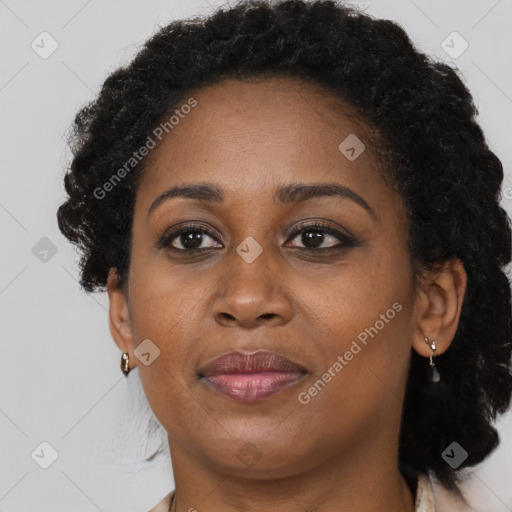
left=212, top=247, right=293, bottom=329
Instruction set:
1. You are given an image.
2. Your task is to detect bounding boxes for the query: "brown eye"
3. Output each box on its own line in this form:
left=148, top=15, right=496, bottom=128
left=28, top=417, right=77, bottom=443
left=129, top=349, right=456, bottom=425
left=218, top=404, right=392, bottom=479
left=286, top=222, right=356, bottom=250
left=156, top=224, right=222, bottom=252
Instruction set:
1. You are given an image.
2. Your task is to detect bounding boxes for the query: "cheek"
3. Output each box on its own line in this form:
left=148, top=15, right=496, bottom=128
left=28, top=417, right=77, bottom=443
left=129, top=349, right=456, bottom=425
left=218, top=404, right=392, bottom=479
left=298, top=241, right=411, bottom=345
left=125, top=244, right=208, bottom=395
left=128, top=229, right=211, bottom=333
left=293, top=241, right=413, bottom=405
left=126, top=262, right=205, bottom=435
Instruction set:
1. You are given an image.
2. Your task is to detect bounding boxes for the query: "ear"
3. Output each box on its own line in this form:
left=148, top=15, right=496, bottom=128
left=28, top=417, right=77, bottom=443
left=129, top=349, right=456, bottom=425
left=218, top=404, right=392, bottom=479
left=412, top=258, right=467, bottom=359
left=107, top=267, right=136, bottom=371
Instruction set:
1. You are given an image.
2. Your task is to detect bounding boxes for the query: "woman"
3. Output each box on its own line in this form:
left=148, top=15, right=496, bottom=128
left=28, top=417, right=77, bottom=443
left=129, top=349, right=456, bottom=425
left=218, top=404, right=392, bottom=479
left=57, top=1, right=512, bottom=510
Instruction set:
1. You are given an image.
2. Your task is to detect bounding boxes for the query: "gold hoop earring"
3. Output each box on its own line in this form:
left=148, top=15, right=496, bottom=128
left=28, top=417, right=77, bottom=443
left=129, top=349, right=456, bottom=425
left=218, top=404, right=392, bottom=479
left=121, top=352, right=131, bottom=376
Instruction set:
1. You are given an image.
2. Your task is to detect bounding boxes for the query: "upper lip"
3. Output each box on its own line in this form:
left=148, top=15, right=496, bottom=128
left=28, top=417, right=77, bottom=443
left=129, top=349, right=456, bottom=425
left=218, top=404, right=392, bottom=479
left=198, top=350, right=307, bottom=377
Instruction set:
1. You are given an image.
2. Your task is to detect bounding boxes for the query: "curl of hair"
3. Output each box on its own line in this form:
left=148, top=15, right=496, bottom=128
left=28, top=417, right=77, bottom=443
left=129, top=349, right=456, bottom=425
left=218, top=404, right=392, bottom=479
left=57, top=0, right=512, bottom=496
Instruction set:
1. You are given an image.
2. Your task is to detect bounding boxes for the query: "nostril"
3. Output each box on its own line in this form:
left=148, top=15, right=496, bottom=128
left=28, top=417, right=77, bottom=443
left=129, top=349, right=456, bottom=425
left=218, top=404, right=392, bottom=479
left=219, top=312, right=236, bottom=321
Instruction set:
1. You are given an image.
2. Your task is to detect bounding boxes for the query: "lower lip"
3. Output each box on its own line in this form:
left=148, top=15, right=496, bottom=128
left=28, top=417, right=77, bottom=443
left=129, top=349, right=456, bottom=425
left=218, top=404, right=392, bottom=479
left=201, top=372, right=306, bottom=402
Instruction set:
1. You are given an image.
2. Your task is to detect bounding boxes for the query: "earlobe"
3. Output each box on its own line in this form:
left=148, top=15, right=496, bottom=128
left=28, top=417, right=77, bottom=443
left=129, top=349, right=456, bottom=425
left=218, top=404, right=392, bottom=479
left=107, top=268, right=136, bottom=369
left=412, top=258, right=467, bottom=359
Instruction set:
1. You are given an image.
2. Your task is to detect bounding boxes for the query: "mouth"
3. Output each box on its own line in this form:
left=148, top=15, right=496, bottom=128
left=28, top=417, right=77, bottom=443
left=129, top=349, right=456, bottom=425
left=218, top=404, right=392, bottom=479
left=198, top=350, right=308, bottom=402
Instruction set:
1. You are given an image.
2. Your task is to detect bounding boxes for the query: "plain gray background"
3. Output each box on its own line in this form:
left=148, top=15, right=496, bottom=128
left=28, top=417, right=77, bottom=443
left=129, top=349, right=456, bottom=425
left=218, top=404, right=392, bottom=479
left=1, top=0, right=511, bottom=511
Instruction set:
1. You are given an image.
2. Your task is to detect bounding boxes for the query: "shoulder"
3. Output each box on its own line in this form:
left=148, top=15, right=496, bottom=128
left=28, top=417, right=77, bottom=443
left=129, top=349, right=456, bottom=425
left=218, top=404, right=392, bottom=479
left=416, top=473, right=436, bottom=512
left=417, top=473, right=471, bottom=512
left=147, top=490, right=175, bottom=512
left=431, top=476, right=471, bottom=512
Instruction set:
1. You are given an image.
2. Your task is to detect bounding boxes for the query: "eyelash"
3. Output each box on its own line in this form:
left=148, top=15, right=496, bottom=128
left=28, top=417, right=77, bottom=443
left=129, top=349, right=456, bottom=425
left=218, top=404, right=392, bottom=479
left=156, top=221, right=356, bottom=254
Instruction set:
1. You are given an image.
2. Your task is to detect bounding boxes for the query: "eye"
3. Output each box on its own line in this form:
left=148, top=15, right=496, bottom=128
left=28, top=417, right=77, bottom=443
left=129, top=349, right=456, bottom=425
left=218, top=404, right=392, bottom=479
left=286, top=222, right=356, bottom=250
left=156, top=223, right=222, bottom=252
left=156, top=221, right=356, bottom=253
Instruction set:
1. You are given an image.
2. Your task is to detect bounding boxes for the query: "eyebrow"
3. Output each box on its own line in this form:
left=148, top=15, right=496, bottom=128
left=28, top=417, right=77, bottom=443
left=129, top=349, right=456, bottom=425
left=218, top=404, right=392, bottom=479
left=146, top=181, right=375, bottom=220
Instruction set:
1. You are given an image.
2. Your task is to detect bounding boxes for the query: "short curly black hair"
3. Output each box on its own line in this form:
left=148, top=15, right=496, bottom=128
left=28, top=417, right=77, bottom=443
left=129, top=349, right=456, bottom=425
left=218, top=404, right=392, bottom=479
left=57, top=0, right=512, bottom=496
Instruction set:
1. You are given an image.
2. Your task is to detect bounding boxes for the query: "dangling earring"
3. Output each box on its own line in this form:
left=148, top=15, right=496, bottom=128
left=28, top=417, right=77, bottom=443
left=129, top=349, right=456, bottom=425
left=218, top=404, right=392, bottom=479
left=121, top=352, right=131, bottom=376
left=424, top=337, right=440, bottom=383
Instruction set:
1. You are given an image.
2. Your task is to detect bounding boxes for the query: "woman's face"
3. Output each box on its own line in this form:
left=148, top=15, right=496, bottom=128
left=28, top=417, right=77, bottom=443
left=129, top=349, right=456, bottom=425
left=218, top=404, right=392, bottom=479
left=118, top=76, right=419, bottom=477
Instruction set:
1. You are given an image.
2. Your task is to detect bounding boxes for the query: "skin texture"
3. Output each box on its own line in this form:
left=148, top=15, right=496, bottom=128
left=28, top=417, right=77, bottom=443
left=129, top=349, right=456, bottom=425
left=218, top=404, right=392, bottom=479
left=107, top=76, right=467, bottom=512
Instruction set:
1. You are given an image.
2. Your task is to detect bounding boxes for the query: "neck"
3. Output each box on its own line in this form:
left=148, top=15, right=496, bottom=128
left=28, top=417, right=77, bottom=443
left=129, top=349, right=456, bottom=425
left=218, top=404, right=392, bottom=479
left=167, top=434, right=415, bottom=512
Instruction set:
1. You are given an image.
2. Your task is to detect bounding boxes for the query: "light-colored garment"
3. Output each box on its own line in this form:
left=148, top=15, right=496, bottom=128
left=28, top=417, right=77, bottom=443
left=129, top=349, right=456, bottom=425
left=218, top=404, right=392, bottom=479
left=148, top=472, right=440, bottom=511
left=148, top=488, right=173, bottom=512
left=416, top=473, right=436, bottom=511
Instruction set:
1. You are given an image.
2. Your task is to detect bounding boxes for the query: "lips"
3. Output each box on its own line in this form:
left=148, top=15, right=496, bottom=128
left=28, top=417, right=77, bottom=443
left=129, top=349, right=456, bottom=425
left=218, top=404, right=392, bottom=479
left=198, top=350, right=307, bottom=402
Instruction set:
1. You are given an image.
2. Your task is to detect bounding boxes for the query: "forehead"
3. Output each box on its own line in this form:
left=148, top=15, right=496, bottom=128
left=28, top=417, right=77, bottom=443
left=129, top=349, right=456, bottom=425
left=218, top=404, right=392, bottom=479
left=135, top=76, right=386, bottom=207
